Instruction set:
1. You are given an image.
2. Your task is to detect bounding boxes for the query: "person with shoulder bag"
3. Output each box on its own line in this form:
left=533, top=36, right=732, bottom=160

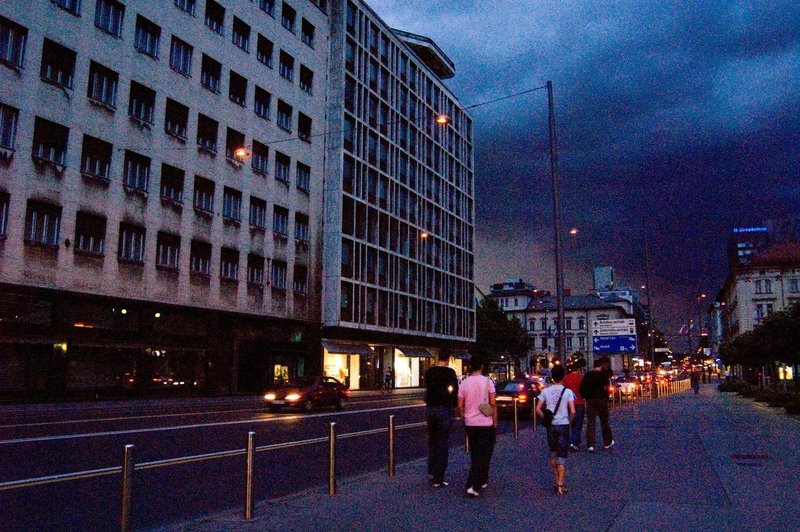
left=536, top=364, right=575, bottom=495
left=457, top=355, right=497, bottom=498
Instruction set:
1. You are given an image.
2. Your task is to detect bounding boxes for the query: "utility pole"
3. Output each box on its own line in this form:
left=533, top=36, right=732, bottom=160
left=547, top=80, right=566, bottom=365
left=643, top=223, right=656, bottom=374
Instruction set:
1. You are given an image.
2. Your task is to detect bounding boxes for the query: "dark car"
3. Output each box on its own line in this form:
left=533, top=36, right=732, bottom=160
left=494, top=379, right=542, bottom=418
left=264, top=376, right=350, bottom=412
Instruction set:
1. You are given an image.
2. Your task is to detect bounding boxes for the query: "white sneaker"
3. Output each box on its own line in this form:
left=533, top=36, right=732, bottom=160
left=587, top=446, right=595, bottom=452
left=466, top=487, right=480, bottom=498
left=481, top=483, right=488, bottom=489
left=604, top=440, right=616, bottom=449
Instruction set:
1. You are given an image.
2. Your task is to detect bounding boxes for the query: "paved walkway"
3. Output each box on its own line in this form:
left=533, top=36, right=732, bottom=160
left=156, top=384, right=800, bottom=532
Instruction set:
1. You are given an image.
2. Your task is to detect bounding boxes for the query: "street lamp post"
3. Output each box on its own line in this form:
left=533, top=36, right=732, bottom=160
left=546, top=80, right=566, bottom=365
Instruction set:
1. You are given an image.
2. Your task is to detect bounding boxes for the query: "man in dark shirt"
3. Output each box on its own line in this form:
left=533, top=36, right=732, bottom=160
left=425, top=350, right=459, bottom=487
left=579, top=358, right=615, bottom=451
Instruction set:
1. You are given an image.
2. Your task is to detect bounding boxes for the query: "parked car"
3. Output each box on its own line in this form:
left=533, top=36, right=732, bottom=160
left=613, top=377, right=639, bottom=396
left=494, top=379, right=542, bottom=418
left=264, top=376, right=349, bottom=412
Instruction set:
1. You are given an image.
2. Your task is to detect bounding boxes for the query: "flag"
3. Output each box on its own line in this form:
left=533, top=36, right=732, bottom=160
left=679, top=324, right=688, bottom=335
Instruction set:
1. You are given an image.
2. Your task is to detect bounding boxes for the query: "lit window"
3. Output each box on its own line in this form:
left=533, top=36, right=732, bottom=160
left=134, top=15, right=160, bottom=58
left=222, top=187, right=242, bottom=221
left=0, top=16, right=28, bottom=69
left=118, top=223, right=145, bottom=262
left=232, top=17, right=250, bottom=51
left=220, top=248, right=239, bottom=280
left=169, top=36, right=193, bottom=76
left=190, top=239, right=211, bottom=275
left=80, top=134, right=113, bottom=181
left=193, top=176, right=215, bottom=213
left=156, top=232, right=181, bottom=270
left=95, top=0, right=125, bottom=38
left=40, top=39, right=76, bottom=88
left=25, top=200, right=61, bottom=246
left=128, top=81, right=155, bottom=125
left=122, top=150, right=150, bottom=192
left=160, top=164, right=184, bottom=203
left=249, top=196, right=267, bottom=228
left=272, top=205, right=288, bottom=236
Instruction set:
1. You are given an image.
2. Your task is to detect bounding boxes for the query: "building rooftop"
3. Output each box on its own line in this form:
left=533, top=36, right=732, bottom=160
left=525, top=295, right=629, bottom=312
left=744, top=242, right=800, bottom=268
left=392, top=29, right=455, bottom=79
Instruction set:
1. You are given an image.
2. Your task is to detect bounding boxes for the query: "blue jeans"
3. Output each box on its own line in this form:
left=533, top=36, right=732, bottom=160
left=570, top=404, right=585, bottom=446
left=427, top=405, right=452, bottom=484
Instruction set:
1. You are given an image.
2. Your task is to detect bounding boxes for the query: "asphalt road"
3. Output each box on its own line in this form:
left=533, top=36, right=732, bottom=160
left=0, top=396, right=522, bottom=530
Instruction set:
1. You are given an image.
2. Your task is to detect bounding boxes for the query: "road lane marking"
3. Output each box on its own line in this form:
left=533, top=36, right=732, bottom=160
left=0, top=404, right=425, bottom=445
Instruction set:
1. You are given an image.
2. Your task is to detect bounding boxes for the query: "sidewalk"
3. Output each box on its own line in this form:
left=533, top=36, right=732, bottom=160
left=157, top=384, right=800, bottom=532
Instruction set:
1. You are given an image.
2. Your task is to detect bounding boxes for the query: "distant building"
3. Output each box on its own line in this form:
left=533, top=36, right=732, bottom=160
left=593, top=266, right=614, bottom=291
left=727, top=227, right=771, bottom=267
left=717, top=242, right=800, bottom=342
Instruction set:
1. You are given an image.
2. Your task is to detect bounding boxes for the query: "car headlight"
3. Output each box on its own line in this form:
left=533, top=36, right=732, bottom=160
left=285, top=393, right=301, bottom=402
left=264, top=393, right=276, bottom=401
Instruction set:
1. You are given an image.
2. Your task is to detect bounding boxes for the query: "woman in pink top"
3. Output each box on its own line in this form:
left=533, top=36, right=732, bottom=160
left=457, top=356, right=497, bottom=498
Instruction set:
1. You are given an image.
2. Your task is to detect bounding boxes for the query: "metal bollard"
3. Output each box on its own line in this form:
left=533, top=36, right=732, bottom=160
left=532, top=398, right=537, bottom=431
left=513, top=398, right=519, bottom=438
left=120, top=444, right=134, bottom=532
left=387, top=415, right=395, bottom=477
left=244, top=431, right=255, bottom=520
left=328, top=422, right=336, bottom=495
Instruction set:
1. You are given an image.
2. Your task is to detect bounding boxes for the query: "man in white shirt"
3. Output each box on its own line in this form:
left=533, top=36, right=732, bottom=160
left=536, top=364, right=575, bottom=495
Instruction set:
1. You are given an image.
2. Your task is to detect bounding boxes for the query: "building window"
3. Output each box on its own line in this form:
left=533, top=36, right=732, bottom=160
left=0, top=102, right=19, bottom=151
left=160, top=163, right=184, bottom=203
left=190, top=239, right=211, bottom=275
left=764, top=279, right=772, bottom=293
left=296, top=162, right=310, bottom=192
left=273, top=205, right=288, bottom=237
left=579, top=336, right=586, bottom=349
left=298, top=113, right=312, bottom=142
left=118, top=223, right=145, bottom=262
left=0, top=16, right=27, bottom=69
left=32, top=117, right=69, bottom=166
left=256, top=34, right=273, bottom=68
left=229, top=70, right=247, bottom=106
left=249, top=196, right=267, bottom=228
left=578, top=318, right=585, bottom=330
left=293, top=265, right=308, bottom=294
left=128, top=81, right=155, bottom=125
left=169, top=36, right=193, bottom=76
left=40, top=39, right=76, bottom=88
left=299, top=65, right=313, bottom=94
left=766, top=303, right=773, bottom=316
left=279, top=50, right=294, bottom=81
left=271, top=260, right=287, bottom=289
left=225, top=127, right=245, bottom=161
left=54, top=0, right=82, bottom=16
left=134, top=15, right=160, bottom=58
left=340, top=281, right=353, bottom=321
left=196, top=114, right=218, bottom=152
left=251, top=140, right=269, bottom=175
left=193, top=176, right=214, bottom=213
left=343, top=114, right=355, bottom=152
left=254, top=86, right=271, bottom=119
left=222, top=187, right=242, bottom=221
left=528, top=319, right=535, bottom=331
left=0, top=192, right=9, bottom=237
left=200, top=54, right=221, bottom=93
left=277, top=100, right=292, bottom=132
left=122, top=150, right=150, bottom=192
left=164, top=98, right=189, bottom=139
left=281, top=3, right=296, bottom=32
left=247, top=254, right=264, bottom=285
left=754, top=280, right=762, bottom=294
left=756, top=303, right=764, bottom=322
left=156, top=232, right=181, bottom=269
left=274, top=151, right=290, bottom=184
left=220, top=248, right=239, bottom=280
left=25, top=200, right=61, bottom=246
left=540, top=318, right=547, bottom=331
left=259, top=0, right=275, bottom=17
left=232, top=17, right=250, bottom=51
left=301, top=19, right=315, bottom=47
left=87, top=61, right=118, bottom=109
left=790, top=278, right=799, bottom=293
left=204, top=0, right=225, bottom=35
left=80, top=134, right=112, bottom=181
left=345, top=39, right=355, bottom=73
left=295, top=213, right=309, bottom=242
left=541, top=337, right=548, bottom=350
left=565, top=318, right=572, bottom=330
left=95, top=0, right=125, bottom=38
left=174, top=0, right=195, bottom=16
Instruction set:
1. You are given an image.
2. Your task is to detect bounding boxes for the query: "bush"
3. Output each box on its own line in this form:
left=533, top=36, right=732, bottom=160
left=754, top=390, right=773, bottom=403
left=767, top=392, right=796, bottom=407
left=785, top=400, right=800, bottom=415
left=739, top=385, right=758, bottom=398
left=718, top=380, right=740, bottom=392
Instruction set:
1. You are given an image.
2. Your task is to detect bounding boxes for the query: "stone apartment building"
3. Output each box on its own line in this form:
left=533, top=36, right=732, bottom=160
left=0, top=0, right=474, bottom=399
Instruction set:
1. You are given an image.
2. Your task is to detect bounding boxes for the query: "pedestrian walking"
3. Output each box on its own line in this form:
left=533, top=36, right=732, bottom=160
left=579, top=359, right=615, bottom=452
left=691, top=370, right=700, bottom=394
left=457, top=355, right=497, bottom=498
left=562, top=367, right=585, bottom=451
left=425, top=351, right=459, bottom=488
left=536, top=364, right=575, bottom=495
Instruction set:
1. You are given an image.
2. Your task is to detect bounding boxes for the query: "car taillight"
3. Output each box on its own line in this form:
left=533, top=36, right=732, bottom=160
left=518, top=393, right=528, bottom=403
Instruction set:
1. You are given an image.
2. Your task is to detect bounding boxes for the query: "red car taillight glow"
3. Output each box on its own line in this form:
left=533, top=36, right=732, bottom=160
left=517, top=393, right=528, bottom=403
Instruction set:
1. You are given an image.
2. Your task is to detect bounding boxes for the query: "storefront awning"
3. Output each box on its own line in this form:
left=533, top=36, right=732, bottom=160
left=321, top=340, right=375, bottom=357
left=397, top=347, right=434, bottom=358
left=452, top=351, right=471, bottom=360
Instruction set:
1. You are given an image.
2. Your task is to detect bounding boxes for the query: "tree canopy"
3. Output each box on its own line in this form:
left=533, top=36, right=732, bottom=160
left=474, top=298, right=532, bottom=363
left=719, top=302, right=800, bottom=368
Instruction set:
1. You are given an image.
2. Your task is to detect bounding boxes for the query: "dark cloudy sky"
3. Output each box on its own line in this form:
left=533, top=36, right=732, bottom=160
left=371, top=0, right=800, bottom=346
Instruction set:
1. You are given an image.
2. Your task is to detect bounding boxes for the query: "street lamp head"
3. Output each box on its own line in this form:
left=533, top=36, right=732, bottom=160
left=420, top=231, right=429, bottom=239
left=434, top=114, right=451, bottom=125
left=568, top=228, right=578, bottom=236
left=233, top=146, right=250, bottom=159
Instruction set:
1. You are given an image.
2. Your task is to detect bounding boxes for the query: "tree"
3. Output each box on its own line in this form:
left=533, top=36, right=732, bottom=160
left=474, top=298, right=532, bottom=376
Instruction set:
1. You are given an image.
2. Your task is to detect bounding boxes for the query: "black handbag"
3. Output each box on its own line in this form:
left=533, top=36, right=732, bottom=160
left=541, top=387, right=566, bottom=428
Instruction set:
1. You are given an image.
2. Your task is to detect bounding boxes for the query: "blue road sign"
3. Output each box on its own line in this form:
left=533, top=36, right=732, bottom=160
left=592, top=335, right=638, bottom=353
